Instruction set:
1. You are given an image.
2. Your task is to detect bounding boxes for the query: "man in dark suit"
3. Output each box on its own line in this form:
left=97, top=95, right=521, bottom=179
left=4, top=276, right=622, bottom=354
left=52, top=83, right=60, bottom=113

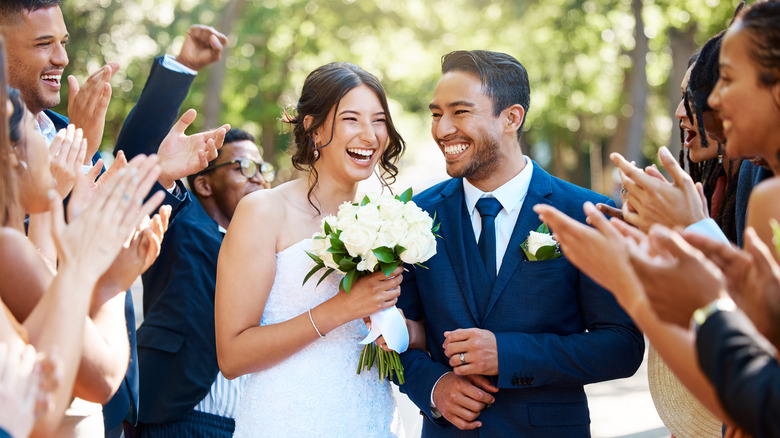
left=397, top=50, right=644, bottom=437
left=131, top=129, right=270, bottom=437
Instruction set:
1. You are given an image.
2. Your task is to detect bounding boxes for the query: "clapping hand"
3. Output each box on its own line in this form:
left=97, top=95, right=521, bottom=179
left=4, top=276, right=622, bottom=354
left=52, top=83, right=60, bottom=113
left=49, top=125, right=87, bottom=198
left=612, top=147, right=709, bottom=232
left=156, top=109, right=230, bottom=190
left=49, top=154, right=165, bottom=280
left=95, top=204, right=172, bottom=305
left=67, top=63, right=120, bottom=164
left=175, top=25, right=228, bottom=72
left=0, top=340, right=41, bottom=438
left=629, top=225, right=728, bottom=328
left=535, top=202, right=649, bottom=316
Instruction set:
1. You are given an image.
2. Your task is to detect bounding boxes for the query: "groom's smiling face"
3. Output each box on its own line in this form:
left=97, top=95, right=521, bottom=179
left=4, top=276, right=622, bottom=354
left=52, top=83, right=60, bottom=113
left=429, top=71, right=502, bottom=183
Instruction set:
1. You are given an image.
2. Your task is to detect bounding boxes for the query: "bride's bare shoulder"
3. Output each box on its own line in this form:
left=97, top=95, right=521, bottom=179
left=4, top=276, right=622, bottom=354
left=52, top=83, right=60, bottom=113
left=231, top=180, right=304, bottom=228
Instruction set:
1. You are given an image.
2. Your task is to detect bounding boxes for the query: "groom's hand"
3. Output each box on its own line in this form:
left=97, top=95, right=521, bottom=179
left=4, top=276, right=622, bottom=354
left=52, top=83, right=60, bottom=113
left=443, top=328, right=498, bottom=376
left=433, top=373, right=497, bottom=430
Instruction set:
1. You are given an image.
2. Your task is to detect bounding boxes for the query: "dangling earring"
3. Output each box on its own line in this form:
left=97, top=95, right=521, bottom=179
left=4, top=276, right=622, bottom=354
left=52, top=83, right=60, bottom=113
left=19, top=160, right=27, bottom=171
left=313, top=149, right=319, bottom=159
left=717, top=142, right=723, bottom=164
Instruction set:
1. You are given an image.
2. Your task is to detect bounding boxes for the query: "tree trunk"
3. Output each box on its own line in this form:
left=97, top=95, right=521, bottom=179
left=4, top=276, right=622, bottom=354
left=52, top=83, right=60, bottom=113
left=203, top=0, right=247, bottom=128
left=624, top=0, right=649, bottom=165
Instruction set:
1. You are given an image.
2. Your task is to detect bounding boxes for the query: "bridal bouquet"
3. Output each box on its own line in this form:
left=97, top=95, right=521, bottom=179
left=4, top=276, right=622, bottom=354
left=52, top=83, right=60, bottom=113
left=303, top=188, right=439, bottom=384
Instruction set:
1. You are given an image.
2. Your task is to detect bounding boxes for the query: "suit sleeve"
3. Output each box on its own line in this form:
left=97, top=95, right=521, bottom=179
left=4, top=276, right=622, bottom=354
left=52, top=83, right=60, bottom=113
left=114, top=56, right=195, bottom=214
left=696, top=310, right=780, bottom=437
left=397, top=264, right=451, bottom=421
left=115, top=56, right=195, bottom=159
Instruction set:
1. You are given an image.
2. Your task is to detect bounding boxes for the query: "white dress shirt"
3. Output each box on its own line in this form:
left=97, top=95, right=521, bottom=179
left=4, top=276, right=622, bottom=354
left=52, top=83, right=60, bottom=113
left=462, top=156, right=534, bottom=275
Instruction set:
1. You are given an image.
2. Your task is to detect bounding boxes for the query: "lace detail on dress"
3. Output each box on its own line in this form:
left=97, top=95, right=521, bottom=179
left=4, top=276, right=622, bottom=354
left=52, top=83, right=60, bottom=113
left=233, top=239, right=403, bottom=437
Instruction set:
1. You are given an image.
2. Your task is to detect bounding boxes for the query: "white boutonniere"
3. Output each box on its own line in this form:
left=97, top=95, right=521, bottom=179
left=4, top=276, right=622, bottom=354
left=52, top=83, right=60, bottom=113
left=521, top=223, right=562, bottom=261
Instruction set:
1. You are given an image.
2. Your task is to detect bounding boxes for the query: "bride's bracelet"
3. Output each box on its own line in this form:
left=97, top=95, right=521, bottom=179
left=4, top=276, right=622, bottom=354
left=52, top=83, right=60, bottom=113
left=308, top=309, right=325, bottom=338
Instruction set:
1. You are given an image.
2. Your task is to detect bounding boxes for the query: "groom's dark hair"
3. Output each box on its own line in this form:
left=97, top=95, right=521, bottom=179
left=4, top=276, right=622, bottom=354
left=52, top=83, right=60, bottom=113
left=441, top=50, right=530, bottom=139
left=0, top=0, right=62, bottom=25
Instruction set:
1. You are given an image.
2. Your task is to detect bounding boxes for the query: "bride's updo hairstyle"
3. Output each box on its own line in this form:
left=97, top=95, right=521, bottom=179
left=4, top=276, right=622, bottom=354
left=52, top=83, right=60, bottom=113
left=283, top=62, right=406, bottom=212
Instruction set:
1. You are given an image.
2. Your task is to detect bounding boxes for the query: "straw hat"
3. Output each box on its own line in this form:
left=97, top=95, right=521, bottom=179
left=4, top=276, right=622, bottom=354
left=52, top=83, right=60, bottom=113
left=647, top=345, right=722, bottom=438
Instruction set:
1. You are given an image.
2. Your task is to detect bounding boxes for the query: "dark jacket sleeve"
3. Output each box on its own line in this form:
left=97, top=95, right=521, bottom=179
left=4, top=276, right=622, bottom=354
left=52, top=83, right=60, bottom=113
left=696, top=310, right=780, bottom=437
left=115, top=56, right=195, bottom=159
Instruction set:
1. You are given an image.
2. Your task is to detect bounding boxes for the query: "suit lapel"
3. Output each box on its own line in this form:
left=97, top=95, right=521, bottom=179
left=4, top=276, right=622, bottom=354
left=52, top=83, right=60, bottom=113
left=437, top=180, right=481, bottom=324
left=484, top=162, right=553, bottom=320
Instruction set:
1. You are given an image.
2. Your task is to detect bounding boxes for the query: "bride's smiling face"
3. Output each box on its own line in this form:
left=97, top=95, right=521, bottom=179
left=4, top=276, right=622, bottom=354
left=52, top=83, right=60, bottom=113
left=313, top=85, right=388, bottom=183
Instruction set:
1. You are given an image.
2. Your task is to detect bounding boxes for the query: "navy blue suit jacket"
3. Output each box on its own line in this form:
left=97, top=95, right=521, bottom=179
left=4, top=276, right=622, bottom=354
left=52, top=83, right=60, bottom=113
left=398, top=161, right=644, bottom=437
left=135, top=197, right=224, bottom=423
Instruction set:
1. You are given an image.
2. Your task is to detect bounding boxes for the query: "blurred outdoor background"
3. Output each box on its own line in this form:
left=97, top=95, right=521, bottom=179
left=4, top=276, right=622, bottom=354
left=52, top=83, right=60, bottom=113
left=56, top=0, right=742, bottom=197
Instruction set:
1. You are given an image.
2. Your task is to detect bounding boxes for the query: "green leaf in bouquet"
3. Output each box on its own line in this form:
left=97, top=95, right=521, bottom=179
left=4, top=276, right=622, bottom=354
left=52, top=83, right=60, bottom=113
left=338, top=257, right=358, bottom=272
left=379, top=260, right=400, bottom=277
left=302, top=262, right=324, bottom=286
left=329, top=235, right=346, bottom=252
left=341, top=269, right=359, bottom=294
left=360, top=195, right=371, bottom=206
left=323, top=220, right=333, bottom=235
left=394, top=245, right=406, bottom=256
left=304, top=250, right=323, bottom=265
left=316, top=268, right=336, bottom=287
left=373, top=246, right=395, bottom=263
left=534, top=245, right=561, bottom=261
left=398, top=187, right=413, bottom=203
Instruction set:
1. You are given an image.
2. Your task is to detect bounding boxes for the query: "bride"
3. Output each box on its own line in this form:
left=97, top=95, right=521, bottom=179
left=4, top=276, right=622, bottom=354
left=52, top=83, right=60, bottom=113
left=215, top=62, right=407, bottom=437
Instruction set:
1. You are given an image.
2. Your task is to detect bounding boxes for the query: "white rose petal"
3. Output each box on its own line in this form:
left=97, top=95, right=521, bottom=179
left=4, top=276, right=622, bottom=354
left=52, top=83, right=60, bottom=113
left=340, top=223, right=375, bottom=257
left=374, top=219, right=409, bottom=249
left=356, top=204, right=383, bottom=232
left=378, top=196, right=405, bottom=221
left=527, top=231, right=558, bottom=255
left=399, top=230, right=438, bottom=264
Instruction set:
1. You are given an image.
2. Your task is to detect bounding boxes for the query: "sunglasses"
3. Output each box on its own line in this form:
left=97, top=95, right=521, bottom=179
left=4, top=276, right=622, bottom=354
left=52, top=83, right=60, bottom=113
left=199, top=158, right=276, bottom=182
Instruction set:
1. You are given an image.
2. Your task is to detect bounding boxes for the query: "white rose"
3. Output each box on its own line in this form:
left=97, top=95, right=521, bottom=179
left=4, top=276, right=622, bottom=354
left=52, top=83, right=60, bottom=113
left=399, top=229, right=437, bottom=264
left=378, top=196, right=404, bottom=221
left=340, top=223, right=375, bottom=257
left=357, top=251, right=379, bottom=272
left=527, top=231, right=558, bottom=255
left=374, top=219, right=409, bottom=249
left=356, top=204, right=383, bottom=232
left=403, top=202, right=433, bottom=228
left=311, top=234, right=338, bottom=269
left=336, top=204, right=359, bottom=229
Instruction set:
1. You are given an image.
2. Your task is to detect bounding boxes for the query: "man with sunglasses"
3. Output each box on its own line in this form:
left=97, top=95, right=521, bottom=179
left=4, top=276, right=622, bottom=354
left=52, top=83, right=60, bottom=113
left=136, top=128, right=273, bottom=437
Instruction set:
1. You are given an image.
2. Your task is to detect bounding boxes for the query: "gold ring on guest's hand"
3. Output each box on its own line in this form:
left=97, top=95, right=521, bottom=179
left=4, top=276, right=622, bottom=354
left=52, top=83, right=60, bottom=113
left=459, top=352, right=466, bottom=365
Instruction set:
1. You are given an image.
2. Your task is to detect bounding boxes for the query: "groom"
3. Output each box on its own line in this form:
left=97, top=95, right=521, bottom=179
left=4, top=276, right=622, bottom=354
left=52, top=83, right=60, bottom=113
left=397, top=50, right=644, bottom=437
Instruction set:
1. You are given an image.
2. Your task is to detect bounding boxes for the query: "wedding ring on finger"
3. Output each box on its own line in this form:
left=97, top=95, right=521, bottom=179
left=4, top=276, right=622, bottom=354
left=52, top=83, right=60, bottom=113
left=459, top=352, right=466, bottom=366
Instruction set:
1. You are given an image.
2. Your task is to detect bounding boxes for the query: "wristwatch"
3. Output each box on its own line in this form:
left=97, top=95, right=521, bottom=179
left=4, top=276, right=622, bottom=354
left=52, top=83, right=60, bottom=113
left=691, top=297, right=736, bottom=333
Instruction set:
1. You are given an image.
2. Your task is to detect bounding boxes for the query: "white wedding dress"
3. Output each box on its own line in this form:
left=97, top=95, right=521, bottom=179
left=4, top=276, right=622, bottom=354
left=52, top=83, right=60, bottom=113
left=233, top=239, right=404, bottom=437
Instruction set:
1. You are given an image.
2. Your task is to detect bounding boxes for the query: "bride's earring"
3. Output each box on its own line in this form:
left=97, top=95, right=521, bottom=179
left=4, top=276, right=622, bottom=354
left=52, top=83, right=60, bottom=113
left=313, top=149, right=319, bottom=159
left=717, top=142, right=723, bottom=164
left=18, top=160, right=27, bottom=171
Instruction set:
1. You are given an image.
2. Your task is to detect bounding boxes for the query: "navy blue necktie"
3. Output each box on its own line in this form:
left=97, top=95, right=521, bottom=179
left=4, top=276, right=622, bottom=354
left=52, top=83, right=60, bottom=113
left=476, top=197, right=503, bottom=281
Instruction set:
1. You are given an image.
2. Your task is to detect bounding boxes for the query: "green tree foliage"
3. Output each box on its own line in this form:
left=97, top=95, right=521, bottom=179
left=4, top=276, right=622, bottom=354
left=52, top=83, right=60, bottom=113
left=55, top=0, right=745, bottom=192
